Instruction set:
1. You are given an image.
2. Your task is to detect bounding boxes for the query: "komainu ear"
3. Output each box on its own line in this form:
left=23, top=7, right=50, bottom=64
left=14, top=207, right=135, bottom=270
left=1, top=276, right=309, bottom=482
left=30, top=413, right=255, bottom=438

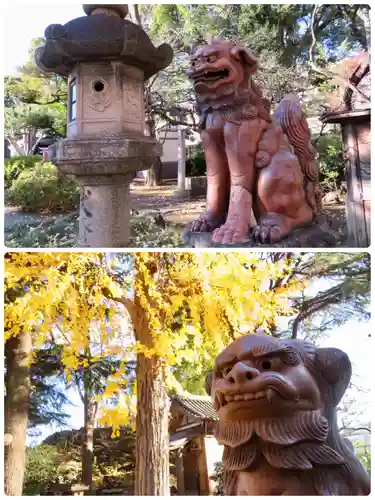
left=230, top=46, right=259, bottom=71
left=314, top=347, right=352, bottom=407
left=205, top=371, right=213, bottom=396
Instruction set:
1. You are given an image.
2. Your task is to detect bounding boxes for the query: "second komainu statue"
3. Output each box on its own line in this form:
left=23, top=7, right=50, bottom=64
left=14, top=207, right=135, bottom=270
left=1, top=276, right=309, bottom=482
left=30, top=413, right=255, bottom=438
left=187, top=39, right=324, bottom=245
left=205, top=334, right=371, bottom=495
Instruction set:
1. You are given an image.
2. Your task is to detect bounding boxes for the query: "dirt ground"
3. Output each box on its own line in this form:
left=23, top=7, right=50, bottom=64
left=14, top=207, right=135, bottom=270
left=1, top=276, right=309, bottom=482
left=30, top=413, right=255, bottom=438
left=130, top=180, right=206, bottom=228
left=5, top=179, right=347, bottom=246
left=130, top=179, right=347, bottom=230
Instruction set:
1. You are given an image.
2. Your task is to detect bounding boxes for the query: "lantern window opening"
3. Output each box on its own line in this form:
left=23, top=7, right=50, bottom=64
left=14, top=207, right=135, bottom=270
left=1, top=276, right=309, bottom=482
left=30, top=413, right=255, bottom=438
left=92, top=79, right=105, bottom=93
left=69, top=79, right=77, bottom=122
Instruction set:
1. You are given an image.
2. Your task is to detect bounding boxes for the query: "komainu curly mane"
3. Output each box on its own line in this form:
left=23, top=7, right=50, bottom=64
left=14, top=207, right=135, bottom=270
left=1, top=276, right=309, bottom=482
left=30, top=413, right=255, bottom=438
left=206, top=335, right=370, bottom=495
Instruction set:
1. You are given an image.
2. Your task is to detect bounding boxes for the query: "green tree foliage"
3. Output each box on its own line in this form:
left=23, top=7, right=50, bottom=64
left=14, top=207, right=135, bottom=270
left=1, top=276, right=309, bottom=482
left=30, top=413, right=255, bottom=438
left=5, top=37, right=67, bottom=106
left=145, top=4, right=369, bottom=112
left=28, top=347, right=71, bottom=430
left=315, top=133, right=345, bottom=192
left=23, top=445, right=66, bottom=495
left=356, top=444, right=371, bottom=475
left=23, top=427, right=137, bottom=495
left=4, top=37, right=68, bottom=155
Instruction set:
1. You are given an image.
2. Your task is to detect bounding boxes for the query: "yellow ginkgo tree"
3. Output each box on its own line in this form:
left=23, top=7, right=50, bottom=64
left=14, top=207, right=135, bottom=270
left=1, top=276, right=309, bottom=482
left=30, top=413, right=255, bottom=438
left=4, top=252, right=134, bottom=495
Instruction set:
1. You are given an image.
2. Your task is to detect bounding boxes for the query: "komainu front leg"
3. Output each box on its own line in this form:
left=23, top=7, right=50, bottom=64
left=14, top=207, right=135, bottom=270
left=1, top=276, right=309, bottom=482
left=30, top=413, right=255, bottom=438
left=212, top=118, right=268, bottom=244
left=191, top=130, right=230, bottom=233
left=211, top=185, right=255, bottom=244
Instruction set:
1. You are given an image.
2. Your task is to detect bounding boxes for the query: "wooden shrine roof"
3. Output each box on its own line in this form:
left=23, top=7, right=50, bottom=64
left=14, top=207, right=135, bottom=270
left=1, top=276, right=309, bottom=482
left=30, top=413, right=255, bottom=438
left=172, top=394, right=218, bottom=421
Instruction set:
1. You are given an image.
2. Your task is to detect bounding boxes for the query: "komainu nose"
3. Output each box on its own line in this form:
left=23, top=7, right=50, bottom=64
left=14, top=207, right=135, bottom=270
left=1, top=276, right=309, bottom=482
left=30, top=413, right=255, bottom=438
left=225, top=362, right=260, bottom=385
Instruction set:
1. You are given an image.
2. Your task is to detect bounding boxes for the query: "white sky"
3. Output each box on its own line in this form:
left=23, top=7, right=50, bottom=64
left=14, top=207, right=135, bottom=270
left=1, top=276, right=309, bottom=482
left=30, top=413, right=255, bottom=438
left=3, top=3, right=84, bottom=76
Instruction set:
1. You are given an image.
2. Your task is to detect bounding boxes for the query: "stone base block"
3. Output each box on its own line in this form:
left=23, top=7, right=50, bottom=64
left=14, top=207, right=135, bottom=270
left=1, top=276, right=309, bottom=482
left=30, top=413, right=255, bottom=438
left=182, top=216, right=342, bottom=248
left=185, top=176, right=207, bottom=196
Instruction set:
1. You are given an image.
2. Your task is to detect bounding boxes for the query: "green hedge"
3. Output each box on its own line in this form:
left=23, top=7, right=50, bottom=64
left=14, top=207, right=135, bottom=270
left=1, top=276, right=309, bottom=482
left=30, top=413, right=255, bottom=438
left=4, top=155, right=42, bottom=185
left=6, top=163, right=79, bottom=213
left=315, top=134, right=345, bottom=192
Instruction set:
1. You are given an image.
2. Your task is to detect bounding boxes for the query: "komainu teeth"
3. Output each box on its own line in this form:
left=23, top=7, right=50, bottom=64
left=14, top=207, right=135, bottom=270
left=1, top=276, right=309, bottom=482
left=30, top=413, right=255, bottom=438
left=266, top=388, right=274, bottom=403
left=254, top=391, right=265, bottom=399
left=234, top=394, right=243, bottom=401
left=244, top=394, right=252, bottom=400
left=226, top=394, right=234, bottom=402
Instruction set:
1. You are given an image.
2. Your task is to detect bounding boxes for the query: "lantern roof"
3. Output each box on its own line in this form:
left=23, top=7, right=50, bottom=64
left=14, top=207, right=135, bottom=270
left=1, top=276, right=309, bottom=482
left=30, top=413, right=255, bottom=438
left=34, top=4, right=173, bottom=79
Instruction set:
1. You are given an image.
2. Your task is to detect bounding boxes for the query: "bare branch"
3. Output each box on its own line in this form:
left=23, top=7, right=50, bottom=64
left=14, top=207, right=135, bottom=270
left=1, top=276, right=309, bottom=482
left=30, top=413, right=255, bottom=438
left=309, top=4, right=371, bottom=104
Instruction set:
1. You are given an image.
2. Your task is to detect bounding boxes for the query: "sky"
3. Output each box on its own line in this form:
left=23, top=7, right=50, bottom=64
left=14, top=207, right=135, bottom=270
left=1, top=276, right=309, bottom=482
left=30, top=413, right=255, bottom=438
left=3, top=3, right=84, bottom=76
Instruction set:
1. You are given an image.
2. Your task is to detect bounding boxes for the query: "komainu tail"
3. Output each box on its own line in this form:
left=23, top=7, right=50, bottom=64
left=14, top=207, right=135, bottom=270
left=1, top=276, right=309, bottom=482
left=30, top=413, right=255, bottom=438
left=273, top=94, right=323, bottom=216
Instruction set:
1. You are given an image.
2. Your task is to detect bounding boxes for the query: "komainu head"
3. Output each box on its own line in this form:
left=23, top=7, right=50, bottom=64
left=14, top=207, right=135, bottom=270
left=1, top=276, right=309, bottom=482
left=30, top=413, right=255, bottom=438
left=206, top=335, right=350, bottom=421
left=205, top=334, right=370, bottom=496
left=187, top=39, right=258, bottom=101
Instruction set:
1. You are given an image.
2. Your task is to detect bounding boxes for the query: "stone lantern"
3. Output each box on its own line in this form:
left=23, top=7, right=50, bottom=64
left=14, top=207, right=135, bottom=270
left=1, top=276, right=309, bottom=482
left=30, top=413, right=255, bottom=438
left=35, top=4, right=173, bottom=247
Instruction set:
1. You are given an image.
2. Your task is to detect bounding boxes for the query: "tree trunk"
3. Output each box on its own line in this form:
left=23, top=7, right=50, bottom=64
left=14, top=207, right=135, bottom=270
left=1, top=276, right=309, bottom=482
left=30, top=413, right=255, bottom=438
left=146, top=158, right=162, bottom=187
left=5, top=135, right=26, bottom=156
left=4, top=331, right=32, bottom=496
left=135, top=351, right=170, bottom=495
left=133, top=254, right=170, bottom=495
left=82, top=371, right=97, bottom=494
left=358, top=7, right=371, bottom=59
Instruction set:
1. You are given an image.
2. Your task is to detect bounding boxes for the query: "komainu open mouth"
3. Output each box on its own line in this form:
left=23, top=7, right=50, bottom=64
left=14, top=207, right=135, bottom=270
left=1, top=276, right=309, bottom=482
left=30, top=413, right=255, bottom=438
left=217, top=390, right=268, bottom=407
left=194, top=68, right=230, bottom=84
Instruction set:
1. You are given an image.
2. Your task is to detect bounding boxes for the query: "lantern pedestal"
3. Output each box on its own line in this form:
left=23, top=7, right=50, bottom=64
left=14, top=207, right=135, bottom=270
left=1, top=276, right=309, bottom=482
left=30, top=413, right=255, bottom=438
left=52, top=135, right=161, bottom=247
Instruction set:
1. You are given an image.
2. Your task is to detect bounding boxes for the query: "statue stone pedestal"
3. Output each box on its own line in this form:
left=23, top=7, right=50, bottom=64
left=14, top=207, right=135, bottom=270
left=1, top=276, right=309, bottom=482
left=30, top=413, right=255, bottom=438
left=183, top=216, right=341, bottom=248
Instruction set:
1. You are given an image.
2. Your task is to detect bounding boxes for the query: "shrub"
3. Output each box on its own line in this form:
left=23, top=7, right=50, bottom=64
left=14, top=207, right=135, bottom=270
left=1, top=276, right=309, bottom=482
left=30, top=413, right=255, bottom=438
left=23, top=445, right=64, bottom=495
left=130, top=213, right=183, bottom=247
left=355, top=442, right=371, bottom=476
left=186, top=143, right=206, bottom=177
left=5, top=212, right=79, bottom=248
left=4, top=155, right=42, bottom=185
left=5, top=212, right=183, bottom=248
left=6, top=163, right=79, bottom=213
left=315, top=133, right=345, bottom=193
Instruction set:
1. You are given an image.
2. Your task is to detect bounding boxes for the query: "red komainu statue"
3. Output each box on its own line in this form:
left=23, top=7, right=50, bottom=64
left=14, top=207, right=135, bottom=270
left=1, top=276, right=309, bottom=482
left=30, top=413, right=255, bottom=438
left=205, top=334, right=371, bottom=495
left=187, top=39, right=323, bottom=245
